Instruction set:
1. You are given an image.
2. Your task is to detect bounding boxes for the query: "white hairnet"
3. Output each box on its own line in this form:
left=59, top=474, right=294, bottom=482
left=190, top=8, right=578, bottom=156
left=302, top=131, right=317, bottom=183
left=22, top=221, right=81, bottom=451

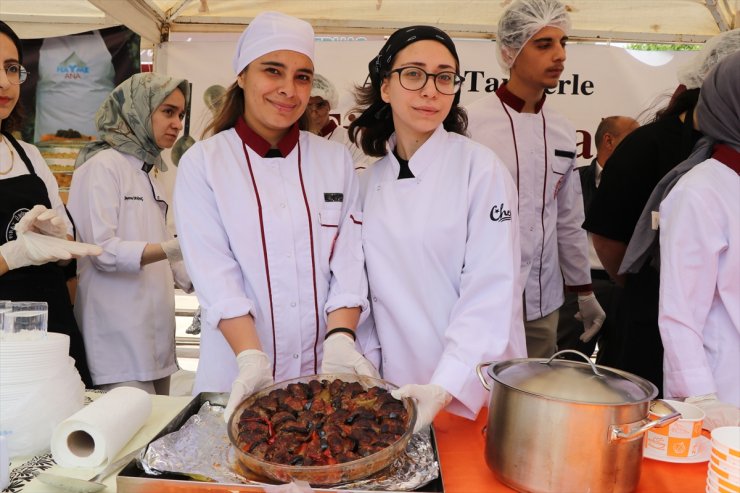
left=310, top=74, right=338, bottom=109
left=677, top=28, right=740, bottom=89
left=496, top=0, right=571, bottom=72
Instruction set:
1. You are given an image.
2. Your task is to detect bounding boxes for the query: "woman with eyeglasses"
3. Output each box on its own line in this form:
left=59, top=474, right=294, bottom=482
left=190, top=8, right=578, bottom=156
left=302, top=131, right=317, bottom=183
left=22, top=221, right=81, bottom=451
left=0, top=21, right=100, bottom=386
left=349, top=26, right=527, bottom=431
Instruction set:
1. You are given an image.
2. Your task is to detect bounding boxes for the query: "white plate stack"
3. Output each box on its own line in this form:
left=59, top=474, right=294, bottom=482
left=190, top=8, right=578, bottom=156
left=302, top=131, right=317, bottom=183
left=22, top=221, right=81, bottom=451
left=707, top=426, right=740, bottom=493
left=0, top=333, right=85, bottom=458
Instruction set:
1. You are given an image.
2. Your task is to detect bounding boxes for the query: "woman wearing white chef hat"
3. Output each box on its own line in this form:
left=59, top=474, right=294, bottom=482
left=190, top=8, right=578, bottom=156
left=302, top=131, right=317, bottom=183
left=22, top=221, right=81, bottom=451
left=174, top=11, right=378, bottom=421
left=348, top=26, right=527, bottom=432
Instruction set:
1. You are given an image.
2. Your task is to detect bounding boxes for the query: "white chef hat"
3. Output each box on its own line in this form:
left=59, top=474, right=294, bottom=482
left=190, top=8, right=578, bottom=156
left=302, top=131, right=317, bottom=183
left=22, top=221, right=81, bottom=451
left=232, top=11, right=316, bottom=75
left=310, top=74, right=338, bottom=109
left=496, top=0, right=571, bottom=72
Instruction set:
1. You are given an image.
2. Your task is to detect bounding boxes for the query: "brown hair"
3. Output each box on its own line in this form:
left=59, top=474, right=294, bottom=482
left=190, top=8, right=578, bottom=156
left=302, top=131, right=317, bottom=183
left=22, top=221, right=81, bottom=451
left=201, top=80, right=244, bottom=138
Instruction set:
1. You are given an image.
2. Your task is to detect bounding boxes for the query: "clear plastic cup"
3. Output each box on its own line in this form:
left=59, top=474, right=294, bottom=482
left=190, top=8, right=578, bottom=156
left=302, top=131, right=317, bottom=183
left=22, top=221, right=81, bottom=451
left=1, top=301, right=48, bottom=341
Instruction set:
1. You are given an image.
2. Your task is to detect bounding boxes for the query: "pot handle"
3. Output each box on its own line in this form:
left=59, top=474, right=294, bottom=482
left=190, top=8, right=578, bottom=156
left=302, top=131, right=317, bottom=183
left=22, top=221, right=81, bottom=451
left=476, top=362, right=495, bottom=391
left=609, top=400, right=682, bottom=442
left=540, top=349, right=605, bottom=377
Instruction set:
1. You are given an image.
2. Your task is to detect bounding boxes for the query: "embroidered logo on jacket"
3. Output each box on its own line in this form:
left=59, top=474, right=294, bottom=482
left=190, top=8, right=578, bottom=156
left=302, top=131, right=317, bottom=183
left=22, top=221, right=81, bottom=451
left=490, top=203, right=512, bottom=222
left=124, top=196, right=144, bottom=201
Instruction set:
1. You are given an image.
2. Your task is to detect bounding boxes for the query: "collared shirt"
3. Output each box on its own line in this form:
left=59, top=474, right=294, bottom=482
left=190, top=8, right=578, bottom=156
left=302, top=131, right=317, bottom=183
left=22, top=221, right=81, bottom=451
left=175, top=119, right=369, bottom=393
left=362, top=126, right=526, bottom=418
left=467, top=85, right=592, bottom=320
left=68, top=148, right=184, bottom=384
left=659, top=158, right=740, bottom=406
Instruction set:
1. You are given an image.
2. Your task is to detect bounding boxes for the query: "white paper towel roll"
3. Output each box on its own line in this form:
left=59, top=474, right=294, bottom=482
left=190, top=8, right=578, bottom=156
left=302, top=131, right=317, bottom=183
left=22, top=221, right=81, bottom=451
left=50, top=387, right=152, bottom=468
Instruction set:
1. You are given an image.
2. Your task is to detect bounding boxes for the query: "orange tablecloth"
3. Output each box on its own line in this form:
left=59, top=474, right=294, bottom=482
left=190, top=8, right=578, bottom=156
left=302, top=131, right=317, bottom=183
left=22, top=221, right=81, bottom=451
left=433, top=410, right=709, bottom=493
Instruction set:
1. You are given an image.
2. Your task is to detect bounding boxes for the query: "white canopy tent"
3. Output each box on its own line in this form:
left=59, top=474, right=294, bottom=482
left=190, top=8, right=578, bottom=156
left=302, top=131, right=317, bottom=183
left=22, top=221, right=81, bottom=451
left=2, top=0, right=738, bottom=45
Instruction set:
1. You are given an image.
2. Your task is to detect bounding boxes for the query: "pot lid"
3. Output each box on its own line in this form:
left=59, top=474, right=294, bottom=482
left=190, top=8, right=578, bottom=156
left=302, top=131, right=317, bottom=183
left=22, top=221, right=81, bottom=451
left=488, top=350, right=657, bottom=404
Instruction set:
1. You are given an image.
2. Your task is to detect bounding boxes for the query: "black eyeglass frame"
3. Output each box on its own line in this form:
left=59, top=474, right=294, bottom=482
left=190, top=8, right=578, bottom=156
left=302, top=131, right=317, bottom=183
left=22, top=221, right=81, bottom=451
left=387, top=66, right=465, bottom=95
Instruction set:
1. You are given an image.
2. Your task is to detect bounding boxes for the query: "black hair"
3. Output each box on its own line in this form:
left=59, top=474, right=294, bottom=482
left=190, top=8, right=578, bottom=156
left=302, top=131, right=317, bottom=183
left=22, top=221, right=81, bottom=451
left=652, top=88, right=700, bottom=123
left=348, top=26, right=468, bottom=157
left=0, top=21, right=23, bottom=65
left=0, top=21, right=25, bottom=133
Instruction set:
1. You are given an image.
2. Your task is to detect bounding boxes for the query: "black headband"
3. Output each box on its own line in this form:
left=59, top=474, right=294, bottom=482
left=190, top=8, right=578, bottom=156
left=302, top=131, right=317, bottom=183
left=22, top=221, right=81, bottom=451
left=0, top=21, right=24, bottom=64
left=355, top=25, right=462, bottom=128
left=368, top=25, right=460, bottom=92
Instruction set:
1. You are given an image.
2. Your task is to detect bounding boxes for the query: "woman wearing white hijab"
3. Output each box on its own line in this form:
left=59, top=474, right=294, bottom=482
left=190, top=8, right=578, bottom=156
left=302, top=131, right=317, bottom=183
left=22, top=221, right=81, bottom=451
left=174, top=12, right=378, bottom=421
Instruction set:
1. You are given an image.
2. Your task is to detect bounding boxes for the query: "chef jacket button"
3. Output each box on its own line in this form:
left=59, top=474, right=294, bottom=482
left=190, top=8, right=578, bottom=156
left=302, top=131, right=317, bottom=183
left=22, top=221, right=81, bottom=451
left=372, top=296, right=378, bottom=302
left=287, top=253, right=292, bottom=258
left=529, top=226, right=534, bottom=231
left=293, top=353, right=299, bottom=359
left=376, top=185, right=381, bottom=191
left=290, top=301, right=297, bottom=307
left=281, top=203, right=286, bottom=208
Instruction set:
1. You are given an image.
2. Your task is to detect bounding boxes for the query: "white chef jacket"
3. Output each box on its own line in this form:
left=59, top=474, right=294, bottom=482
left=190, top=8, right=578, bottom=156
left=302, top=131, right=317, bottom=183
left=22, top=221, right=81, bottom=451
left=174, top=120, right=369, bottom=394
left=658, top=157, right=740, bottom=407
left=320, top=121, right=375, bottom=173
left=68, top=149, right=183, bottom=385
left=0, top=139, right=73, bottom=237
left=362, top=125, right=527, bottom=419
left=467, top=87, right=592, bottom=320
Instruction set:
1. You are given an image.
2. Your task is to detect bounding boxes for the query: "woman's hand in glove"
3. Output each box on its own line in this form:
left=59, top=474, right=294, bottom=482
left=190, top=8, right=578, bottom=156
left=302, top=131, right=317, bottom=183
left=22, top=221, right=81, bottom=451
left=16, top=205, right=68, bottom=239
left=223, top=349, right=274, bottom=423
left=321, top=332, right=380, bottom=378
left=161, top=238, right=183, bottom=263
left=0, top=232, right=102, bottom=271
left=391, top=384, right=452, bottom=433
left=685, top=394, right=740, bottom=430
left=576, top=292, right=606, bottom=342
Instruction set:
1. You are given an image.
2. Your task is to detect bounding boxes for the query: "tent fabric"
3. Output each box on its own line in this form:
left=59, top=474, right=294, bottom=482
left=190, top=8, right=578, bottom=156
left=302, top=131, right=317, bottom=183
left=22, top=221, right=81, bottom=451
left=2, top=0, right=737, bottom=45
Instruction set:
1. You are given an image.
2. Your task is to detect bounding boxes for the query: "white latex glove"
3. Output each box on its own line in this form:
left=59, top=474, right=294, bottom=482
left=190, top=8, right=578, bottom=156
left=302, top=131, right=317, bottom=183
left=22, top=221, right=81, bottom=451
left=0, top=232, right=102, bottom=270
left=161, top=238, right=183, bottom=263
left=576, top=293, right=606, bottom=343
left=15, top=205, right=68, bottom=239
left=223, top=349, right=274, bottom=423
left=685, top=393, right=740, bottom=431
left=391, top=384, right=452, bottom=433
left=321, top=332, right=381, bottom=379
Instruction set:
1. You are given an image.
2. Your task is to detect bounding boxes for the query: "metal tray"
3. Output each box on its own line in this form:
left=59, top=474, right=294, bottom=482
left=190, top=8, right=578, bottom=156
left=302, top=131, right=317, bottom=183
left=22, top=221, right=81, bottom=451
left=116, top=392, right=444, bottom=493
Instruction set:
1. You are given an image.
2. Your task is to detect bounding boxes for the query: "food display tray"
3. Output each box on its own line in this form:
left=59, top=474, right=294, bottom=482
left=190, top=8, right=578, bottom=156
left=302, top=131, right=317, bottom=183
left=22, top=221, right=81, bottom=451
left=116, top=392, right=445, bottom=493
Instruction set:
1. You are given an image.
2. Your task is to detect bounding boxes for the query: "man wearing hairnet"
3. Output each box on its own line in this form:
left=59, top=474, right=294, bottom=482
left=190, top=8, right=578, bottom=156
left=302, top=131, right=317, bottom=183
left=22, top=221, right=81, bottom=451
left=467, top=0, right=605, bottom=358
left=303, top=74, right=374, bottom=172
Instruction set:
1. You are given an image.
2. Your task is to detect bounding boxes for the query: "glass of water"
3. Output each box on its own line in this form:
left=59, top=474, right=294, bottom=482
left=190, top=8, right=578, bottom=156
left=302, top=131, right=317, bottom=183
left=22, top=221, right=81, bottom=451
left=1, top=301, right=48, bottom=340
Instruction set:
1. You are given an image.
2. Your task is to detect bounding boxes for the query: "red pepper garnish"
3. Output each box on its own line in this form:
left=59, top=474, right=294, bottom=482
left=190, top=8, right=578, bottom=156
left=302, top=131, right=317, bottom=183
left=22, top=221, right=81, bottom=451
left=240, top=417, right=275, bottom=444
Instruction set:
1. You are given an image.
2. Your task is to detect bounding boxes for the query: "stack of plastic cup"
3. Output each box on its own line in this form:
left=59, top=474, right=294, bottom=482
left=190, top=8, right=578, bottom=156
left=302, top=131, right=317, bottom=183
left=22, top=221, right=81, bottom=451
left=707, top=426, right=739, bottom=493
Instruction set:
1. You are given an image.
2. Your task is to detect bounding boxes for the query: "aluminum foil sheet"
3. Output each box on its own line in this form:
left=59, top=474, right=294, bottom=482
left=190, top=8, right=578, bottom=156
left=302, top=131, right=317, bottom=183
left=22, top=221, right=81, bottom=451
left=141, top=402, right=439, bottom=490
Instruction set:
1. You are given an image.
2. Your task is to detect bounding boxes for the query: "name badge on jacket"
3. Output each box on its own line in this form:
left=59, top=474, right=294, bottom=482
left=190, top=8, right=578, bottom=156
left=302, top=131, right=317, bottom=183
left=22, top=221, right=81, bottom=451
left=324, top=193, right=344, bottom=203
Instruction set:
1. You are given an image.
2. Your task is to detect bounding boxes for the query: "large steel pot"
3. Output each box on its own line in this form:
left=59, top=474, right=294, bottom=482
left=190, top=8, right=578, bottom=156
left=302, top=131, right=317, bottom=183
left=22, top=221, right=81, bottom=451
left=476, top=350, right=680, bottom=493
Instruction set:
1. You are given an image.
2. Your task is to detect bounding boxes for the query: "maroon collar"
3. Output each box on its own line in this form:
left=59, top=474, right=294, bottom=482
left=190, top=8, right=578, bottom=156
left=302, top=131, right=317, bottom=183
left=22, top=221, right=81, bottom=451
left=234, top=117, right=300, bottom=158
left=495, top=83, right=546, bottom=114
left=318, top=120, right=338, bottom=138
left=712, top=143, right=740, bottom=175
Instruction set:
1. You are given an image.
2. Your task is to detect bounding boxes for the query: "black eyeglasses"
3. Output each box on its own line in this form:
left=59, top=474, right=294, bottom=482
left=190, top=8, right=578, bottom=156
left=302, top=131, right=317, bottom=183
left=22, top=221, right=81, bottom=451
left=388, top=66, right=464, bottom=95
left=1, top=64, right=29, bottom=85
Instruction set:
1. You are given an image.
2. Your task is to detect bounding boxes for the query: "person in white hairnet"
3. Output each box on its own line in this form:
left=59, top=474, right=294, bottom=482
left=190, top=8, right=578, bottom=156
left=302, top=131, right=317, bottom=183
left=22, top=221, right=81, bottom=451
left=173, top=12, right=378, bottom=422
left=582, top=28, right=740, bottom=394
left=303, top=74, right=374, bottom=172
left=467, top=0, right=605, bottom=358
